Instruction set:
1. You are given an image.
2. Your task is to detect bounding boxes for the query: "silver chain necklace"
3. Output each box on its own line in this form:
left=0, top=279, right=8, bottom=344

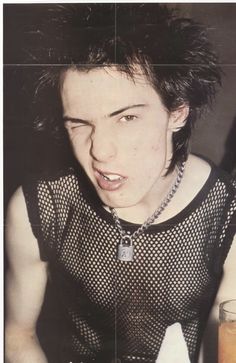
left=109, top=162, right=185, bottom=262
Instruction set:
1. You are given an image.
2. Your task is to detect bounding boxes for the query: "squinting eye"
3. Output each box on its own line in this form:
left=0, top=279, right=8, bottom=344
left=71, top=124, right=84, bottom=129
left=65, top=122, right=88, bottom=131
left=120, top=115, right=137, bottom=122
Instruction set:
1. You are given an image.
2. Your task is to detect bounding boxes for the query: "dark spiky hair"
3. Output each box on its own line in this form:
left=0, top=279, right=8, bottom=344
left=28, top=3, right=221, bottom=173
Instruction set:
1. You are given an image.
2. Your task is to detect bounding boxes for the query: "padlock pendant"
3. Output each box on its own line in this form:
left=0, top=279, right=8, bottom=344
left=118, top=244, right=134, bottom=261
left=118, top=236, right=134, bottom=261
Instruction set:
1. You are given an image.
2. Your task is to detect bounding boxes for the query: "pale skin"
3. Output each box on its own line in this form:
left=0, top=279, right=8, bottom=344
left=5, top=68, right=236, bottom=363
left=5, top=187, right=48, bottom=363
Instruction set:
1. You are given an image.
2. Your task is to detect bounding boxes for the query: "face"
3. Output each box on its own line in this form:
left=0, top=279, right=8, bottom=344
left=62, top=68, right=183, bottom=209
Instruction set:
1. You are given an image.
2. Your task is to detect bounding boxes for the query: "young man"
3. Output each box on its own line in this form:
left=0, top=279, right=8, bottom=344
left=5, top=4, right=236, bottom=363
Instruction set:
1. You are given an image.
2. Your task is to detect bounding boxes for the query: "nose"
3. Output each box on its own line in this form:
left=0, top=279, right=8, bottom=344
left=90, top=125, right=117, bottom=162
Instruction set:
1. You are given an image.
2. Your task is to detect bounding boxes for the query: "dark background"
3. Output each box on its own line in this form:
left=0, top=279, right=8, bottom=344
left=4, top=3, right=236, bottom=363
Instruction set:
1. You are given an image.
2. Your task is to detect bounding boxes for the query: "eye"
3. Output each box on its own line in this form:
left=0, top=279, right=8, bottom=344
left=71, top=124, right=85, bottom=129
left=65, top=120, right=89, bottom=131
left=119, top=115, right=137, bottom=122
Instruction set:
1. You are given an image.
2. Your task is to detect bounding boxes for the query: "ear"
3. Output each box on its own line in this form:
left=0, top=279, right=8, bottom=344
left=168, top=105, right=189, bottom=132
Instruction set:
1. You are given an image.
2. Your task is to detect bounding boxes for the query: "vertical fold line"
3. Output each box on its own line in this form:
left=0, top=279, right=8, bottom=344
left=114, top=261, right=118, bottom=362
left=114, top=5, right=118, bottom=360
left=114, top=2, right=117, bottom=63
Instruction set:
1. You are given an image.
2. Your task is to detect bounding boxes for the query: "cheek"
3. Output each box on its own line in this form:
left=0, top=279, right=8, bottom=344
left=128, top=133, right=164, bottom=167
left=68, top=135, right=89, bottom=163
left=151, top=143, right=160, bottom=152
left=144, top=131, right=165, bottom=154
left=69, top=131, right=90, bottom=150
left=150, top=126, right=169, bottom=152
left=68, top=135, right=80, bottom=154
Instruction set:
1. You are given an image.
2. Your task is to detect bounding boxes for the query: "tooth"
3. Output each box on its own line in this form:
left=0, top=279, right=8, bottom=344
left=107, top=175, right=117, bottom=181
left=101, top=173, right=123, bottom=181
left=106, top=174, right=122, bottom=181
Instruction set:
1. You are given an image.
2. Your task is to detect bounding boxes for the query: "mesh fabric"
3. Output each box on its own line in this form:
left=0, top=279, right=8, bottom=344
left=23, top=164, right=236, bottom=363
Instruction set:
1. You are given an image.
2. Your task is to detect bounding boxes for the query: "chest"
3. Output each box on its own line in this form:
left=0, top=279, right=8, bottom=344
left=50, top=205, right=219, bottom=321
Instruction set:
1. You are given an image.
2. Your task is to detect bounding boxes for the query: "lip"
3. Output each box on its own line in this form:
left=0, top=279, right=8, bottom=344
left=93, top=168, right=128, bottom=191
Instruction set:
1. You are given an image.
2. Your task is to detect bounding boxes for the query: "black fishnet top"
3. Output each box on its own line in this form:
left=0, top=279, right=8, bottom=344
left=23, top=163, right=236, bottom=363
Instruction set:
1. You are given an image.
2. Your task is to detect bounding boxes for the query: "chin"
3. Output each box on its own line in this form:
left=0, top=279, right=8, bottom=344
left=97, top=191, right=138, bottom=209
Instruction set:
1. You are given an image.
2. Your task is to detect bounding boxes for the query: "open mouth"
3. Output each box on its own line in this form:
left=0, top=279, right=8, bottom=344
left=99, top=172, right=124, bottom=182
left=94, top=169, right=127, bottom=191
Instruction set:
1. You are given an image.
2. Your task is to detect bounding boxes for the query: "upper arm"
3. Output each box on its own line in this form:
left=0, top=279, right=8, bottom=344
left=199, top=234, right=236, bottom=362
left=204, top=234, right=236, bottom=327
left=215, top=234, right=236, bottom=307
left=5, top=187, right=48, bottom=331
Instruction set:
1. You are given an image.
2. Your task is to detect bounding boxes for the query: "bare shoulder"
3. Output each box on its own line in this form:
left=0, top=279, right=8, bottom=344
left=6, top=186, right=44, bottom=267
left=7, top=186, right=27, bottom=220
left=7, top=186, right=31, bottom=235
left=185, top=154, right=211, bottom=187
left=181, top=154, right=211, bottom=195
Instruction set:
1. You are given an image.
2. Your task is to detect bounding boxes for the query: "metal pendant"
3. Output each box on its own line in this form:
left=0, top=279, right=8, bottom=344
left=117, top=235, right=134, bottom=262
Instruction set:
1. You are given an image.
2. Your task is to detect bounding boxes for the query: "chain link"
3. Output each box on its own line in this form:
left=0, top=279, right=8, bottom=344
left=110, top=162, right=185, bottom=242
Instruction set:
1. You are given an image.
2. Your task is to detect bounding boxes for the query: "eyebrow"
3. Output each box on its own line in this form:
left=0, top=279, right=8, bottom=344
left=63, top=103, right=147, bottom=123
left=63, top=116, right=89, bottom=124
left=108, top=103, right=147, bottom=117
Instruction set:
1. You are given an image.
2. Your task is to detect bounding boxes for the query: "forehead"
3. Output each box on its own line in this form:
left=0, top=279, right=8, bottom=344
left=61, top=68, right=161, bottom=117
